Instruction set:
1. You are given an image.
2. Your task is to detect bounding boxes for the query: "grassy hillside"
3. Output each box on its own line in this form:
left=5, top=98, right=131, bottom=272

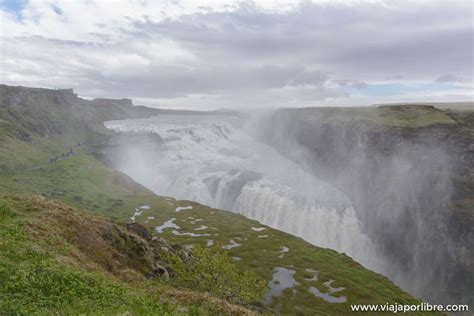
left=0, top=193, right=258, bottom=315
left=0, top=85, right=437, bottom=314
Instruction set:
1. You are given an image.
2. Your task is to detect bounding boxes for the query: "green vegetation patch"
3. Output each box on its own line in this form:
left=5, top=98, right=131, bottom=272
left=291, top=104, right=457, bottom=128
left=167, top=245, right=266, bottom=305
left=0, top=194, right=259, bottom=315
left=0, top=196, right=167, bottom=315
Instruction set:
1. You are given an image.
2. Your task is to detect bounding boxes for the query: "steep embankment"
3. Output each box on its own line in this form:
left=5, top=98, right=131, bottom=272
left=0, top=84, right=434, bottom=314
left=265, top=104, right=474, bottom=306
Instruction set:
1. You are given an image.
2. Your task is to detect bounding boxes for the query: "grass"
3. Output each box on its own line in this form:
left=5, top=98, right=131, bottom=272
left=289, top=104, right=457, bottom=128
left=0, top=194, right=259, bottom=315
left=140, top=201, right=426, bottom=315
left=0, top=198, right=170, bottom=315
left=0, top=152, right=156, bottom=220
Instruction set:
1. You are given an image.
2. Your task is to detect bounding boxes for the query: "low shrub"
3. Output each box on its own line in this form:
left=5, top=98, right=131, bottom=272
left=167, top=245, right=266, bottom=306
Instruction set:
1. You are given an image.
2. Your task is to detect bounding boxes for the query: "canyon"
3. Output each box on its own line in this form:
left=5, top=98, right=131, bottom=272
left=104, top=104, right=474, bottom=307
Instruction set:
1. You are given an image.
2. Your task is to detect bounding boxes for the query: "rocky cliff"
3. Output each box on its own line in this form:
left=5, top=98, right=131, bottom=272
left=264, top=104, right=474, bottom=306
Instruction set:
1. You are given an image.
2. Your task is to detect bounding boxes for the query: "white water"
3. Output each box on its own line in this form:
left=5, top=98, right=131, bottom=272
left=105, top=114, right=382, bottom=271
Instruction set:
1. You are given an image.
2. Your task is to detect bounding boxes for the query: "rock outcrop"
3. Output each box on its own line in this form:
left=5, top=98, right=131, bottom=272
left=15, top=193, right=191, bottom=281
left=0, top=85, right=78, bottom=108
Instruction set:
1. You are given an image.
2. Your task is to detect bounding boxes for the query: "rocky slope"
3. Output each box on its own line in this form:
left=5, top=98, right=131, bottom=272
left=264, top=104, right=474, bottom=306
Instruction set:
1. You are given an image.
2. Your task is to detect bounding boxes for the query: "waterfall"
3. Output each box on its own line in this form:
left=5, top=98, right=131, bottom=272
left=105, top=114, right=383, bottom=271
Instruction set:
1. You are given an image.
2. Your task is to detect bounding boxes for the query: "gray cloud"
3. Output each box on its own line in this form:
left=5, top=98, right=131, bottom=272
left=1, top=0, right=472, bottom=109
left=435, top=74, right=468, bottom=83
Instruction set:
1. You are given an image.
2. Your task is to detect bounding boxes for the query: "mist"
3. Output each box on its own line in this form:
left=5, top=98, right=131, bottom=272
left=103, top=109, right=473, bottom=306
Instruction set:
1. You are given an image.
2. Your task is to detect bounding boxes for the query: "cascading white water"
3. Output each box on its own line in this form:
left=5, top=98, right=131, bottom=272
left=105, top=114, right=382, bottom=271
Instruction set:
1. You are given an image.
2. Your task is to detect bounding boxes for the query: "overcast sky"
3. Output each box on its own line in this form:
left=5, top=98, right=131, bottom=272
left=0, top=0, right=473, bottom=109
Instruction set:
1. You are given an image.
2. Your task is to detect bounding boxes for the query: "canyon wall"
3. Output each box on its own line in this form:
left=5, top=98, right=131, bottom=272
left=263, top=105, right=474, bottom=305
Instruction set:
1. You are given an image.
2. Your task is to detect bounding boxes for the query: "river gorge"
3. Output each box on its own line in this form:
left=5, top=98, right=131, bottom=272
left=104, top=108, right=473, bottom=307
